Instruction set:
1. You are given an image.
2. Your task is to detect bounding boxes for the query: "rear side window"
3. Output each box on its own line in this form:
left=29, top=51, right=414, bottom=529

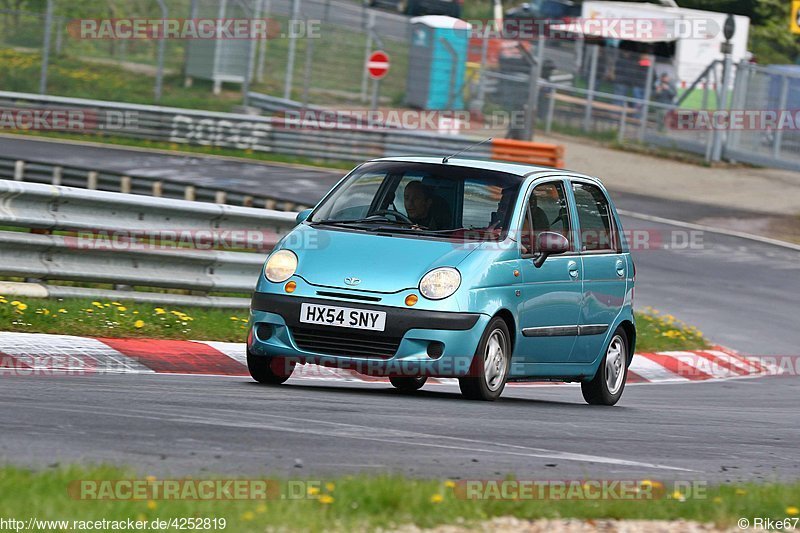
left=572, top=182, right=616, bottom=252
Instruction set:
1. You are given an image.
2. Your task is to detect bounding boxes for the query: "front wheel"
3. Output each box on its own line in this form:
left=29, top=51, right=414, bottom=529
left=389, top=376, right=427, bottom=391
left=581, top=329, right=629, bottom=405
left=247, top=350, right=295, bottom=385
left=459, top=317, right=511, bottom=401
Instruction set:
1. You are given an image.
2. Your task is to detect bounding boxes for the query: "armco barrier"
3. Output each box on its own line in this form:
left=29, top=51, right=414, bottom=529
left=490, top=139, right=565, bottom=168
left=0, top=180, right=296, bottom=303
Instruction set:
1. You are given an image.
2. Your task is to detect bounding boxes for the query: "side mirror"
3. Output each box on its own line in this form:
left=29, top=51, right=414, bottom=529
left=533, top=231, right=570, bottom=268
left=295, top=208, right=313, bottom=225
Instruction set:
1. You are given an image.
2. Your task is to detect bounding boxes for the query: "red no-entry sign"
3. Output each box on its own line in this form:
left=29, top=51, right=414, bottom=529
left=367, top=51, right=390, bottom=80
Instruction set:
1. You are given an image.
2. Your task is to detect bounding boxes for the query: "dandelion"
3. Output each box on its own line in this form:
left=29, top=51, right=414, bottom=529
left=58, top=308, right=67, bottom=313
left=17, top=303, right=28, bottom=311
left=444, top=480, right=456, bottom=489
left=146, top=475, right=157, bottom=482
left=85, top=308, right=94, bottom=313
left=256, top=504, right=267, bottom=514
left=117, top=306, right=127, bottom=312
left=154, top=308, right=166, bottom=315
left=307, top=486, right=320, bottom=496
left=787, top=507, right=799, bottom=516
left=134, top=320, right=145, bottom=329
left=241, top=511, right=254, bottom=521
left=325, top=482, right=335, bottom=492
left=430, top=494, right=443, bottom=504
left=146, top=500, right=157, bottom=510
left=91, top=301, right=103, bottom=308
left=735, top=488, right=747, bottom=496
left=112, top=302, right=122, bottom=306
left=10, top=300, right=21, bottom=306
left=671, top=490, right=686, bottom=502
left=713, top=497, right=722, bottom=504
left=230, top=316, right=239, bottom=321
left=319, top=495, right=334, bottom=504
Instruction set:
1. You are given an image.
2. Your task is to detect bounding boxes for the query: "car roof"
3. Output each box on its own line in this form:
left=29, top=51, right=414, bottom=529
left=369, top=156, right=602, bottom=184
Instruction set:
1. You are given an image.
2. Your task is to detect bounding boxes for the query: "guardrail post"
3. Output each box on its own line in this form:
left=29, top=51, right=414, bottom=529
left=152, top=181, right=163, bottom=197
left=120, top=176, right=132, bottom=194
left=14, top=161, right=25, bottom=181
left=87, top=171, right=98, bottom=189
left=265, top=198, right=276, bottom=210
left=283, top=201, right=295, bottom=212
left=214, top=191, right=227, bottom=204
left=184, top=186, right=196, bottom=201
left=242, top=195, right=254, bottom=207
left=51, top=166, right=62, bottom=185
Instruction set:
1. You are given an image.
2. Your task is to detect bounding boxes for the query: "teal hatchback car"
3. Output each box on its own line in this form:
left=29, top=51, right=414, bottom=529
left=247, top=157, right=636, bottom=405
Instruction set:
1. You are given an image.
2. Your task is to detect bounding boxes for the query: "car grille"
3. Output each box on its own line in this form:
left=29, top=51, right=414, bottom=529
left=290, top=326, right=401, bottom=359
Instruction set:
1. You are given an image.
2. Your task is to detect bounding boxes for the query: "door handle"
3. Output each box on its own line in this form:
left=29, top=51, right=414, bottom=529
left=568, top=260, right=579, bottom=279
left=615, top=259, right=625, bottom=278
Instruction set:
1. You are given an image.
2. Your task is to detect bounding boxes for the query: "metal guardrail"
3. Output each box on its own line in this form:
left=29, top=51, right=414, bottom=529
left=0, top=91, right=492, bottom=163
left=0, top=180, right=298, bottom=306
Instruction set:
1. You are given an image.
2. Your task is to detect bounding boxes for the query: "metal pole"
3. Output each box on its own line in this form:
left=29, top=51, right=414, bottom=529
left=242, top=0, right=264, bottom=106
left=283, top=0, right=301, bottom=100
left=475, top=27, right=489, bottom=111
left=256, top=0, right=271, bottom=82
left=154, top=0, right=167, bottom=102
left=361, top=11, right=375, bottom=103
left=582, top=44, right=599, bottom=132
left=370, top=78, right=380, bottom=111
left=710, top=50, right=733, bottom=161
left=772, top=75, right=789, bottom=160
left=39, top=0, right=54, bottom=95
left=637, top=54, right=655, bottom=142
left=301, top=23, right=314, bottom=110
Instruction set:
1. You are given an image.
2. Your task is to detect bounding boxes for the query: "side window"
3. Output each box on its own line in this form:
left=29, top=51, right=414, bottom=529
left=572, top=182, right=615, bottom=252
left=520, top=181, right=570, bottom=255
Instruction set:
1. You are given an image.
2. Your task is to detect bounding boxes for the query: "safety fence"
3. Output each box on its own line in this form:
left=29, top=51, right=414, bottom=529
left=0, top=179, right=297, bottom=307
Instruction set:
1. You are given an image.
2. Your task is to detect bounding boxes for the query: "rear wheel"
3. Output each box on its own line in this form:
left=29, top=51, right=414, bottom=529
left=247, top=350, right=295, bottom=385
left=581, top=329, right=628, bottom=405
left=389, top=376, right=428, bottom=391
left=459, top=317, right=511, bottom=401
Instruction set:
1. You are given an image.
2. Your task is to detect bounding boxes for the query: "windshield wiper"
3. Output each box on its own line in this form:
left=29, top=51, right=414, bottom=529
left=311, top=216, right=411, bottom=227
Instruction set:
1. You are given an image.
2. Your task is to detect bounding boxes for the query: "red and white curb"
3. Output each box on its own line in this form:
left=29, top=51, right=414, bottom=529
left=0, top=332, right=782, bottom=385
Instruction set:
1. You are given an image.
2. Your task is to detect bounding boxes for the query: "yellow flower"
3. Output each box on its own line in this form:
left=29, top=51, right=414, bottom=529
left=17, top=303, right=28, bottom=311
left=241, top=511, right=254, bottom=521
left=712, top=496, right=722, bottom=504
left=319, top=495, right=334, bottom=504
left=85, top=308, right=94, bottom=313
left=145, top=475, right=157, bottom=482
left=325, top=482, right=335, bottom=492
left=671, top=490, right=685, bottom=501
left=112, top=302, right=122, bottom=306
left=58, top=308, right=67, bottom=313
left=10, top=300, right=21, bottom=306
left=735, top=488, right=747, bottom=496
left=134, top=320, right=145, bottom=329
left=146, top=500, right=157, bottom=510
left=307, top=486, right=320, bottom=496
left=787, top=507, right=799, bottom=516
left=256, top=504, right=267, bottom=514
left=117, top=306, right=127, bottom=312
left=230, top=316, right=239, bottom=321
left=640, top=479, right=653, bottom=487
left=430, top=494, right=443, bottom=504
left=154, top=308, right=166, bottom=315
left=91, top=301, right=103, bottom=307
left=444, top=480, right=456, bottom=488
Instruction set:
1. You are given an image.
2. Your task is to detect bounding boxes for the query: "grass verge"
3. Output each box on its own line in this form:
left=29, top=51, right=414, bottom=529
left=0, top=295, right=709, bottom=352
left=0, top=466, right=798, bottom=532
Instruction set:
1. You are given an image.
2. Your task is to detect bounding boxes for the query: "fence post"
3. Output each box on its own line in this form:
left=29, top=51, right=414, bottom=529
left=39, top=0, right=54, bottom=94
left=301, top=20, right=314, bottom=110
left=184, top=186, right=196, bottom=201
left=637, top=54, right=655, bottom=142
left=13, top=161, right=25, bottom=181
left=772, top=75, right=789, bottom=160
left=475, top=28, right=490, bottom=111
left=283, top=0, right=301, bottom=99
left=545, top=88, right=556, bottom=134
left=154, top=0, right=167, bottom=102
left=51, top=166, right=62, bottom=185
left=618, top=105, right=627, bottom=143
left=256, top=0, right=272, bottom=82
left=120, top=176, right=132, bottom=194
left=361, top=11, right=376, bottom=103
left=215, top=191, right=227, bottom=204
left=152, top=181, right=163, bottom=197
left=583, top=45, right=599, bottom=132
left=87, top=171, right=98, bottom=189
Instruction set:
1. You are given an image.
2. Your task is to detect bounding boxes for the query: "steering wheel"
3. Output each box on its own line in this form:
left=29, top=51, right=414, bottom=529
left=371, top=209, right=415, bottom=226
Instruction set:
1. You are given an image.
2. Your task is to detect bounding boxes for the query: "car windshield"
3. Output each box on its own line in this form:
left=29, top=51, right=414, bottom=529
left=309, top=161, right=524, bottom=241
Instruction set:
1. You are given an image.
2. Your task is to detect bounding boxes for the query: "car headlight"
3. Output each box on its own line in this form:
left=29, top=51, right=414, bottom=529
left=419, top=267, right=461, bottom=300
left=264, top=250, right=298, bottom=283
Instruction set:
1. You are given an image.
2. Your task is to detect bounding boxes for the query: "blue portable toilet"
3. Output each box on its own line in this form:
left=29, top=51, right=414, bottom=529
left=406, top=16, right=471, bottom=110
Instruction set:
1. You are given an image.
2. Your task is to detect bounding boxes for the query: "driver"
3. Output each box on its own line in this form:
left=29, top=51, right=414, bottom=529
left=403, top=181, right=441, bottom=229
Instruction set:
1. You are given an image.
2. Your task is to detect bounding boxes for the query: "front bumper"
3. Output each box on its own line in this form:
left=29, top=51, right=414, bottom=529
left=247, top=292, right=487, bottom=377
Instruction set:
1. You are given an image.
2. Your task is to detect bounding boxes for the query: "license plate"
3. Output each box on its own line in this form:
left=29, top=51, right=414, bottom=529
left=299, top=303, right=386, bottom=332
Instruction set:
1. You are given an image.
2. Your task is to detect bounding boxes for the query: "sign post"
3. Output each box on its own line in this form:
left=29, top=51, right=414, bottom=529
left=366, top=50, right=390, bottom=111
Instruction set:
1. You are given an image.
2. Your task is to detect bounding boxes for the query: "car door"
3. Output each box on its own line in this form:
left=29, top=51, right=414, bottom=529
left=569, top=180, right=628, bottom=363
left=515, top=179, right=583, bottom=366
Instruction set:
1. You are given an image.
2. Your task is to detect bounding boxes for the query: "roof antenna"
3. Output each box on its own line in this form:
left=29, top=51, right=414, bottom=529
left=442, top=137, right=493, bottom=164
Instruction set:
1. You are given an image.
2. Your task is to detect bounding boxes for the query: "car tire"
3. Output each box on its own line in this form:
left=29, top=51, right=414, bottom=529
left=389, top=376, right=428, bottom=391
left=581, top=328, right=629, bottom=406
left=247, top=350, right=295, bottom=385
left=459, top=317, right=511, bottom=401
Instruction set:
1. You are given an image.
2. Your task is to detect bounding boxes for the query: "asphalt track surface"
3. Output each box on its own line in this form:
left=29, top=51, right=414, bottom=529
left=1, top=136, right=799, bottom=481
